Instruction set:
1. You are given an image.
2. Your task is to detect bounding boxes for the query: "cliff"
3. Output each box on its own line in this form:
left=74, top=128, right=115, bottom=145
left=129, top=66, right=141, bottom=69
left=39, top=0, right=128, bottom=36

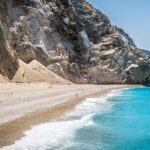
left=0, top=0, right=150, bottom=84
left=0, top=0, right=19, bottom=81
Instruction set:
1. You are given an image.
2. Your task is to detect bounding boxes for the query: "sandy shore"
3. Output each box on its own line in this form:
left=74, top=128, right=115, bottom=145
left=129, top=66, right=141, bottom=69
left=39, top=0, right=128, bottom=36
left=0, top=83, right=138, bottom=147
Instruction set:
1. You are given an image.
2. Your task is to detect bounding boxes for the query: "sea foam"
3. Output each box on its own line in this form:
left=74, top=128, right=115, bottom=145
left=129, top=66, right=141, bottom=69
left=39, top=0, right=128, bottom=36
left=1, top=90, right=120, bottom=150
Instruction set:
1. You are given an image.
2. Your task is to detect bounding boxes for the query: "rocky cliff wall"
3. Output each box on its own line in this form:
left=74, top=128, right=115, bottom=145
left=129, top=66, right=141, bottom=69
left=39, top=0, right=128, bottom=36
left=0, top=0, right=18, bottom=80
left=0, top=0, right=150, bottom=84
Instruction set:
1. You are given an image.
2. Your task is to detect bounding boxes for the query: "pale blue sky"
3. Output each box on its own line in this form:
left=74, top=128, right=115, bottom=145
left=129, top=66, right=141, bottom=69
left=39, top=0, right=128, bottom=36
left=87, top=0, right=150, bottom=50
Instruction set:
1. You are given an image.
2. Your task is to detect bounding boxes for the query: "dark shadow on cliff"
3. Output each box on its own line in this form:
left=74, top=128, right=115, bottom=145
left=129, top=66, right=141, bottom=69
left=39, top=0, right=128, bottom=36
left=0, top=26, right=19, bottom=80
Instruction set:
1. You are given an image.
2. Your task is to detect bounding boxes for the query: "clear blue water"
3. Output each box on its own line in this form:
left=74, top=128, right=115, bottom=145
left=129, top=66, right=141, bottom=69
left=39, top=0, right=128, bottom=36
left=67, top=87, right=150, bottom=150
left=2, top=87, right=150, bottom=150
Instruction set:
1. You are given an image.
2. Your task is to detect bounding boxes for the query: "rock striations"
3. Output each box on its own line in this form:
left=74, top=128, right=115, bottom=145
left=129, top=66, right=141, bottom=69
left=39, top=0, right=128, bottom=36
left=0, top=0, right=150, bottom=84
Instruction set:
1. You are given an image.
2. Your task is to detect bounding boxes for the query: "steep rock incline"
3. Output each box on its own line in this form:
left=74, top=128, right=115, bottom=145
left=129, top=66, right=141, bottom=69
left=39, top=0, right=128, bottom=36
left=0, top=0, right=71, bottom=84
left=0, top=0, right=18, bottom=80
left=1, top=0, right=150, bottom=84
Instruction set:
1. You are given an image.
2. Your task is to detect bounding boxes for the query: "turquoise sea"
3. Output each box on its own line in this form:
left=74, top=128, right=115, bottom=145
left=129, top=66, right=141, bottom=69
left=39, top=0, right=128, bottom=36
left=2, top=87, right=150, bottom=150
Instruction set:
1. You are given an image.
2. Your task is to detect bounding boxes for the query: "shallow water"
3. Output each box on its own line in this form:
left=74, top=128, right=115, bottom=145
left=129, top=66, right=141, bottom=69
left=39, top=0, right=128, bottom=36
left=2, top=87, right=150, bottom=150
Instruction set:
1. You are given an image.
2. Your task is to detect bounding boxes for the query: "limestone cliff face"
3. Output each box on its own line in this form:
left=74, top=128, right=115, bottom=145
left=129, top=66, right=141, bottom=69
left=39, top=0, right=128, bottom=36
left=0, top=0, right=18, bottom=80
left=0, top=0, right=150, bottom=84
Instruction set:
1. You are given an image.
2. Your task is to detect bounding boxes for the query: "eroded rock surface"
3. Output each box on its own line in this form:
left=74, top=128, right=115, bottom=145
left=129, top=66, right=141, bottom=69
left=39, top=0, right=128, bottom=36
left=0, top=0, right=18, bottom=80
left=0, top=0, right=150, bottom=84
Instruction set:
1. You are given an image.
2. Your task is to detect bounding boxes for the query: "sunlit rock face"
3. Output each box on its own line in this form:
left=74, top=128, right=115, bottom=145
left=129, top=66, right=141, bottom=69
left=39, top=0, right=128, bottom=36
left=0, top=0, right=150, bottom=84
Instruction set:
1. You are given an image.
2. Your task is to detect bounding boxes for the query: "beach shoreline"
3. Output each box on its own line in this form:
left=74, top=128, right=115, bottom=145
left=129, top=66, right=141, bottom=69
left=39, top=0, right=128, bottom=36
left=0, top=83, right=140, bottom=148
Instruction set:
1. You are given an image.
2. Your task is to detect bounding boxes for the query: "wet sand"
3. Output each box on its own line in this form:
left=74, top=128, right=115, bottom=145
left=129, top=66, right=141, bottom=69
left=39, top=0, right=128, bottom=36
left=0, top=83, right=139, bottom=148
